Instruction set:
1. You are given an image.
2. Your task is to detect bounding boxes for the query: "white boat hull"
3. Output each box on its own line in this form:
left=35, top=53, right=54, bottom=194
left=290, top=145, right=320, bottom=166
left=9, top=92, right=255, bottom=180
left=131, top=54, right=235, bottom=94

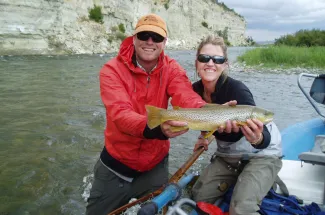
left=278, top=160, right=325, bottom=206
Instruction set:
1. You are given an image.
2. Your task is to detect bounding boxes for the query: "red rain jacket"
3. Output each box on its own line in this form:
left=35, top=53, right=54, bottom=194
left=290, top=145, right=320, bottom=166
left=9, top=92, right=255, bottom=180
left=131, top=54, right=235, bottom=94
left=99, top=37, right=206, bottom=172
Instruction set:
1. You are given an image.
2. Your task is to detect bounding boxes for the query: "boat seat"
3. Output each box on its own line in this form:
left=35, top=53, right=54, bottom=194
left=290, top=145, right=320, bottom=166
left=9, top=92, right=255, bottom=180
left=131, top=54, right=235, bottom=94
left=299, top=135, right=325, bottom=166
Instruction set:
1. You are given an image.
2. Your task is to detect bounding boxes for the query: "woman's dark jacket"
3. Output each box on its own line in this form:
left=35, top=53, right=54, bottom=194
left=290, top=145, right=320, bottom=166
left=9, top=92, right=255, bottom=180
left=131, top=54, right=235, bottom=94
left=192, top=75, right=271, bottom=149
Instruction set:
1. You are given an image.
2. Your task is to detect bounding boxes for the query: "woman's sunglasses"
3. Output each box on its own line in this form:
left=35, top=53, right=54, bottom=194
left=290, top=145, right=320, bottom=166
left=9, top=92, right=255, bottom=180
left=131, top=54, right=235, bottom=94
left=197, top=54, right=227, bottom=64
left=137, top=31, right=165, bottom=43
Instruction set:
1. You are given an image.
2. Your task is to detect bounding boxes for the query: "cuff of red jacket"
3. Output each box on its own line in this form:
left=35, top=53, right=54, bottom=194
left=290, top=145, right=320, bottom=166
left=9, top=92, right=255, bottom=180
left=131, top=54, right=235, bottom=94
left=251, top=125, right=271, bottom=149
left=143, top=124, right=168, bottom=140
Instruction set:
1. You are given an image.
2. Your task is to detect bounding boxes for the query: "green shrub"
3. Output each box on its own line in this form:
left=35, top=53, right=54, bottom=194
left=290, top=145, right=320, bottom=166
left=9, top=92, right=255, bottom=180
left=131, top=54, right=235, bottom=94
left=116, top=32, right=127, bottom=41
left=88, top=5, right=103, bottom=24
left=237, top=46, right=325, bottom=69
left=164, top=3, right=169, bottom=9
left=118, top=23, right=126, bottom=33
left=246, top=36, right=256, bottom=46
left=201, top=21, right=208, bottom=28
left=107, top=35, right=114, bottom=43
left=216, top=27, right=231, bottom=46
left=275, top=29, right=325, bottom=47
left=224, top=40, right=231, bottom=46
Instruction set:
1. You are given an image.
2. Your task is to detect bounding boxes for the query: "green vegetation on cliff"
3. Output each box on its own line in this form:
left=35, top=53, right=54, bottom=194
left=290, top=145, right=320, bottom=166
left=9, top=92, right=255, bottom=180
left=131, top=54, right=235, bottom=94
left=216, top=27, right=231, bottom=46
left=107, top=24, right=127, bottom=43
left=208, top=0, right=243, bottom=19
left=88, top=5, right=103, bottom=24
left=201, top=21, right=209, bottom=28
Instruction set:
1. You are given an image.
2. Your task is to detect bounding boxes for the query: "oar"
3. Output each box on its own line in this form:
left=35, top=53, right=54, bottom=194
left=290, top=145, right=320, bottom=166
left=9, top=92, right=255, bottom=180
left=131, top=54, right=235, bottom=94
left=169, top=135, right=214, bottom=183
left=108, top=135, right=215, bottom=215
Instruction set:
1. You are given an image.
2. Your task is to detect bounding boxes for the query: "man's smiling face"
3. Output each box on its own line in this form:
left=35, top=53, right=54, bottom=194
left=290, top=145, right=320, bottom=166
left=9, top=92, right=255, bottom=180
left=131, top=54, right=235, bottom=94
left=133, top=32, right=166, bottom=64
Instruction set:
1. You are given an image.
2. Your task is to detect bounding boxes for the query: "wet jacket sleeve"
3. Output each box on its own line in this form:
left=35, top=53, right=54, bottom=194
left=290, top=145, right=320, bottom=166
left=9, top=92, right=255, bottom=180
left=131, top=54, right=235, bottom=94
left=143, top=125, right=168, bottom=140
left=100, top=65, right=148, bottom=138
left=167, top=61, right=206, bottom=108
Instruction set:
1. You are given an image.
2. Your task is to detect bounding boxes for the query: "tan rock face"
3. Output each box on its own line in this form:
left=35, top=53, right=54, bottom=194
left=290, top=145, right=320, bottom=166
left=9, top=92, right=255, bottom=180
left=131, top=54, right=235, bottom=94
left=0, top=0, right=247, bottom=55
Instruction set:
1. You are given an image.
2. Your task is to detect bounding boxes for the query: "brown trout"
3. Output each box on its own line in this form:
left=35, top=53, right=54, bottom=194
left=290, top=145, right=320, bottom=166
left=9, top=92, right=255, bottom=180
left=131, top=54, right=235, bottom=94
left=146, top=104, right=274, bottom=132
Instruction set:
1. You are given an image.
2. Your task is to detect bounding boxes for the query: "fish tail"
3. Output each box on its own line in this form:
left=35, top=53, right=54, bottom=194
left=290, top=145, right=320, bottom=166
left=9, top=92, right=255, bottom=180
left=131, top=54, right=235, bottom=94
left=145, top=105, right=164, bottom=129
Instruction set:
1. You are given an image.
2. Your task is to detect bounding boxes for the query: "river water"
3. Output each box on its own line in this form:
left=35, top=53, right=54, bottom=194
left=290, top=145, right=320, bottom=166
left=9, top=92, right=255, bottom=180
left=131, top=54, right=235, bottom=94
left=0, top=48, right=323, bottom=214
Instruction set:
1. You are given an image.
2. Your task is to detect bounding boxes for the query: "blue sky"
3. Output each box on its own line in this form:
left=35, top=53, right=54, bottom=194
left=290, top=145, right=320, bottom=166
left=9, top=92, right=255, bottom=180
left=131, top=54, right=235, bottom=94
left=222, top=0, right=325, bottom=42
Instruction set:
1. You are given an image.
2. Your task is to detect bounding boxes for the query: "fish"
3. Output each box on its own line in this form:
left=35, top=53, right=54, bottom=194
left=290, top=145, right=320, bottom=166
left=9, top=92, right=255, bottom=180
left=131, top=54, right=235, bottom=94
left=145, top=104, right=274, bottom=134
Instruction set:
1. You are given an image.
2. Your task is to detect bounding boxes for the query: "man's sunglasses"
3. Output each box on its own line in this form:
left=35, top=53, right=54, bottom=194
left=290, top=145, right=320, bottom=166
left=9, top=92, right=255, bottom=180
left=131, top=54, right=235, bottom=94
left=197, top=54, right=227, bottom=64
left=137, top=31, right=165, bottom=43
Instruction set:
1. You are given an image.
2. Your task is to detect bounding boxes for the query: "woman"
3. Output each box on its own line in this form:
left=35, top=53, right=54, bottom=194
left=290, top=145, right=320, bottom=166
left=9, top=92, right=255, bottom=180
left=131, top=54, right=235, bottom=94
left=191, top=35, right=283, bottom=215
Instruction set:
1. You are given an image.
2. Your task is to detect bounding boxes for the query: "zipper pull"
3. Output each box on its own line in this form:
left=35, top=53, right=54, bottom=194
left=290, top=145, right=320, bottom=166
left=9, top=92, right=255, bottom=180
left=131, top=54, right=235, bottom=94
left=146, top=76, right=150, bottom=88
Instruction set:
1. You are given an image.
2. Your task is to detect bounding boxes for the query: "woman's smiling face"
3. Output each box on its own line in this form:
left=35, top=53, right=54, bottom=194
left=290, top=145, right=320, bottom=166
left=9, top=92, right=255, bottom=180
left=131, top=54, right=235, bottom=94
left=196, top=44, right=227, bottom=83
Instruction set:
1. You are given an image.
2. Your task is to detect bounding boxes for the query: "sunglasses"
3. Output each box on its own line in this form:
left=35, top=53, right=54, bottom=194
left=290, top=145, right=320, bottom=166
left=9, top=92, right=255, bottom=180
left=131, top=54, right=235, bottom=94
left=137, top=31, right=165, bottom=43
left=197, top=54, right=227, bottom=64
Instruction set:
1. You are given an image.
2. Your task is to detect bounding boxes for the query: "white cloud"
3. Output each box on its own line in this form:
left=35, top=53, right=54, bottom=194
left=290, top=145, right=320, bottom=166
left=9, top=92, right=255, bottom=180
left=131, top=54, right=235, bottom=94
left=245, top=29, right=294, bottom=42
left=221, top=0, right=325, bottom=41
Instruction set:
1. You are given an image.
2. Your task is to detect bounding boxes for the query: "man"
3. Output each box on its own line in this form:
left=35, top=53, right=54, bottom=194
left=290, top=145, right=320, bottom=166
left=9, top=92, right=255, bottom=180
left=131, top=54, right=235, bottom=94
left=86, top=13, right=207, bottom=215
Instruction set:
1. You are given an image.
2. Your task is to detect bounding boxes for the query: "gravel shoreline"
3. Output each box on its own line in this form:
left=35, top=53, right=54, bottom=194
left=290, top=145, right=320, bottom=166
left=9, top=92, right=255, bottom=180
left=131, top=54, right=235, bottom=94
left=230, top=62, right=325, bottom=74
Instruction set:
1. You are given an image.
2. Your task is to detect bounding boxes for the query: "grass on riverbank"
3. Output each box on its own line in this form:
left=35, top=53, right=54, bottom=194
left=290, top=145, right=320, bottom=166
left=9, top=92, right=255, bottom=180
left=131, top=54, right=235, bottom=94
left=237, top=46, right=325, bottom=69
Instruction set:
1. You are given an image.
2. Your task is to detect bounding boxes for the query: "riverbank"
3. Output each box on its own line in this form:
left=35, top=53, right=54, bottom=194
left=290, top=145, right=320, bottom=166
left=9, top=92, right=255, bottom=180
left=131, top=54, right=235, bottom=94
left=2, top=47, right=323, bottom=75
left=230, top=62, right=325, bottom=75
left=237, top=46, right=325, bottom=70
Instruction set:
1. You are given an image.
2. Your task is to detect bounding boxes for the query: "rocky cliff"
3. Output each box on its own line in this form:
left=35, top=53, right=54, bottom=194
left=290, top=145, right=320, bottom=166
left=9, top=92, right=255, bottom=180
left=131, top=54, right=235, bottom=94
left=0, top=0, right=247, bottom=55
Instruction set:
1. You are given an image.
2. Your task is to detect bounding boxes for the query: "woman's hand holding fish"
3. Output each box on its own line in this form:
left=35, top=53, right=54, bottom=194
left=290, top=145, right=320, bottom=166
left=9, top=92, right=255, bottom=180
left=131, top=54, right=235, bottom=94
left=240, top=119, right=264, bottom=145
left=217, top=120, right=240, bottom=133
left=216, top=100, right=240, bottom=134
left=161, top=120, right=189, bottom=138
left=193, top=138, right=209, bottom=152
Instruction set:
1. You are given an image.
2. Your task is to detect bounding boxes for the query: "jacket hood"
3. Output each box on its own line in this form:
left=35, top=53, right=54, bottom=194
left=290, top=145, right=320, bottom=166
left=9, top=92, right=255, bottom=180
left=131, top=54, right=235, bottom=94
left=117, top=36, right=165, bottom=74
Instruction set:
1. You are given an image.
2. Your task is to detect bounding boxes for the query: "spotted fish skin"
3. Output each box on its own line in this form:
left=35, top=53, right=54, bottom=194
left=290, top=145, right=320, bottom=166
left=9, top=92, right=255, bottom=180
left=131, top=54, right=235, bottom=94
left=145, top=104, right=274, bottom=132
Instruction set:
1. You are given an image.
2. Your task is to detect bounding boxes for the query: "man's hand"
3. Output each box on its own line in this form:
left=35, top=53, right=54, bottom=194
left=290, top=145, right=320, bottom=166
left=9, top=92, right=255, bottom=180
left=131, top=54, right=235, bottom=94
left=217, top=120, right=240, bottom=134
left=223, top=100, right=237, bottom=106
left=161, top=120, right=188, bottom=138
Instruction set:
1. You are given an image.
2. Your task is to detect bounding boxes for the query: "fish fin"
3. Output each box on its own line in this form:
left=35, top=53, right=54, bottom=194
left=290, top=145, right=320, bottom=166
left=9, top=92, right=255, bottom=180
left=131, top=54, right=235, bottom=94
left=169, top=125, right=189, bottom=132
left=145, top=105, right=164, bottom=129
left=203, top=129, right=218, bottom=139
left=236, top=121, right=247, bottom=126
left=202, top=103, right=222, bottom=108
left=173, top=106, right=181, bottom=110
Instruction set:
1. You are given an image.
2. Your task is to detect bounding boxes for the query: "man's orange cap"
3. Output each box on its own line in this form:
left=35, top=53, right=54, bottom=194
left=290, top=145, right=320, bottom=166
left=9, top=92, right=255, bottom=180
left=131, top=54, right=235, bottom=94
left=134, top=14, right=167, bottom=37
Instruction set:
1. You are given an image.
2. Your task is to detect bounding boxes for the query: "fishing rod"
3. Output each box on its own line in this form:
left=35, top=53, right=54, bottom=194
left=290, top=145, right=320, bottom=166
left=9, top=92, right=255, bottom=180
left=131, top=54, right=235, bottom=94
left=108, top=135, right=215, bottom=215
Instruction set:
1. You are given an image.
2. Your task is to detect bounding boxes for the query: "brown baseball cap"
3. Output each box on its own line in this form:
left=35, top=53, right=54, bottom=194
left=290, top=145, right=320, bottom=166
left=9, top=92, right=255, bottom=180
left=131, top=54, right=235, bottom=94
left=134, top=14, right=167, bottom=37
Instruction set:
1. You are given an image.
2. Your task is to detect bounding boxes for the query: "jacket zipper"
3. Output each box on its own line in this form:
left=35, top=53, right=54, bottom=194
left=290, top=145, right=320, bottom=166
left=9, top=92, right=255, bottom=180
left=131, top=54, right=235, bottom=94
left=145, top=72, right=152, bottom=104
left=146, top=75, right=150, bottom=88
